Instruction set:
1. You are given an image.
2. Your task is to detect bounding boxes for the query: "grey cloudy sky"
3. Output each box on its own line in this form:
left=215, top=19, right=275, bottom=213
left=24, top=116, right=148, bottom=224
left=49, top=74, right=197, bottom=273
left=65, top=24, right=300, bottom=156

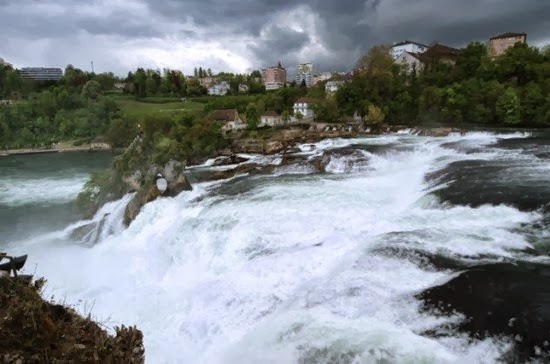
left=0, top=0, right=549, bottom=76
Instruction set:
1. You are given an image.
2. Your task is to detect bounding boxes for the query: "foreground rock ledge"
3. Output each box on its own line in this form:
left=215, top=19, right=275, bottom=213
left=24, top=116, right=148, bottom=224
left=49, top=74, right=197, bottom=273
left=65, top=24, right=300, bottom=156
left=0, top=276, right=144, bottom=363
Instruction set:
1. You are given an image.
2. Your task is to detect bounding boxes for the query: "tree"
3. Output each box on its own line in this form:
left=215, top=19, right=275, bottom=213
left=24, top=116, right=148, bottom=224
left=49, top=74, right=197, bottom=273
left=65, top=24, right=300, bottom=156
left=366, top=104, right=385, bottom=125
left=145, top=75, right=158, bottom=96
left=82, top=80, right=102, bottom=101
left=295, top=111, right=304, bottom=121
left=313, top=98, right=340, bottom=122
left=357, top=45, right=394, bottom=76
left=496, top=87, right=521, bottom=125
left=522, top=82, right=545, bottom=124
left=300, top=79, right=307, bottom=88
left=281, top=111, right=290, bottom=124
left=207, top=68, right=213, bottom=77
left=133, top=68, right=147, bottom=98
left=94, top=72, right=116, bottom=91
left=455, top=42, right=489, bottom=79
left=245, top=103, right=259, bottom=129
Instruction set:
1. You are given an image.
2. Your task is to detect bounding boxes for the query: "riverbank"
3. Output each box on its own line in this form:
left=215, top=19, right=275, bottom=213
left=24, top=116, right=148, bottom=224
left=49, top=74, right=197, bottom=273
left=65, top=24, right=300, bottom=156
left=0, top=141, right=112, bottom=158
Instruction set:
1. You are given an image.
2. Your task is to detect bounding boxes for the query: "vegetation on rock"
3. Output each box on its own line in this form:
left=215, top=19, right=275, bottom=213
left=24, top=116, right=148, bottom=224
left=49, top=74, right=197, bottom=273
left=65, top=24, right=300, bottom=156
left=0, top=275, right=144, bottom=363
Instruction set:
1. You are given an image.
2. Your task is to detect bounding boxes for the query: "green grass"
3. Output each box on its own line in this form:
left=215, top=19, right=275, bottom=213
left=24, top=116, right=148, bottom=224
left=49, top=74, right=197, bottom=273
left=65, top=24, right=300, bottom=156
left=112, top=95, right=205, bottom=119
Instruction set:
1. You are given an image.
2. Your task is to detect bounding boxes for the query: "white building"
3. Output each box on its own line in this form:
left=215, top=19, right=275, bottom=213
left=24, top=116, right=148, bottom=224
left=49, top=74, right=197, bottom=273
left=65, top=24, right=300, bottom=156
left=207, top=81, right=230, bottom=96
left=395, top=52, right=424, bottom=73
left=390, top=41, right=429, bottom=59
left=293, top=97, right=316, bottom=119
left=238, top=84, right=249, bottom=93
left=211, top=109, right=247, bottom=131
left=259, top=111, right=284, bottom=127
left=325, top=80, right=344, bottom=94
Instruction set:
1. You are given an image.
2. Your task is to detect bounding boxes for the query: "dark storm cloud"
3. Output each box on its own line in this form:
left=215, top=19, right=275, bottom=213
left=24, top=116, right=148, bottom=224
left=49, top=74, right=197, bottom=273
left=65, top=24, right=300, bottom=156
left=0, top=0, right=549, bottom=74
left=247, top=26, right=311, bottom=66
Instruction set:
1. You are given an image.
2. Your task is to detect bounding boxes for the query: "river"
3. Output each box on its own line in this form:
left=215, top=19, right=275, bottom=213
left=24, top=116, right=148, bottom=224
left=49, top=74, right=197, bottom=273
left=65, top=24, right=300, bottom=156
left=1, top=131, right=549, bottom=363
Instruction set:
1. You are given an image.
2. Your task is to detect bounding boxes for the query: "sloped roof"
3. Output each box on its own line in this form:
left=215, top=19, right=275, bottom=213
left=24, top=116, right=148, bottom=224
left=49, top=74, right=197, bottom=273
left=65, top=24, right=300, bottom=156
left=211, top=109, right=238, bottom=121
left=420, top=44, right=461, bottom=62
left=295, top=97, right=317, bottom=104
left=391, top=40, right=429, bottom=49
left=490, top=32, right=527, bottom=40
left=262, top=111, right=279, bottom=117
left=397, top=52, right=422, bottom=60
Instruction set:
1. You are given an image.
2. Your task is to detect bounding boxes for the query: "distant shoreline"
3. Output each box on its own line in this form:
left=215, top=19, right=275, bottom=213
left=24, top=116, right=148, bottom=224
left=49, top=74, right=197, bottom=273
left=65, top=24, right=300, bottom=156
left=0, top=143, right=112, bottom=158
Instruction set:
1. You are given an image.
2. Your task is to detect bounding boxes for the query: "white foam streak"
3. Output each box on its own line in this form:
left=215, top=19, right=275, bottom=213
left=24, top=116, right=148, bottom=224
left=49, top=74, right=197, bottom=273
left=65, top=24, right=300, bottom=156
left=13, top=132, right=543, bottom=363
left=0, top=174, right=88, bottom=206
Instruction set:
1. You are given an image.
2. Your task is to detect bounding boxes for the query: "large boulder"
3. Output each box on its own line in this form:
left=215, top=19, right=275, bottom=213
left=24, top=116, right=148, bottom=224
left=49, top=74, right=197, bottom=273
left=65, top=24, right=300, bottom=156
left=166, top=174, right=192, bottom=197
left=418, top=262, right=550, bottom=362
left=123, top=184, right=161, bottom=226
left=212, top=155, right=249, bottom=166
left=264, top=141, right=284, bottom=154
left=122, top=160, right=193, bottom=226
left=122, top=170, right=143, bottom=192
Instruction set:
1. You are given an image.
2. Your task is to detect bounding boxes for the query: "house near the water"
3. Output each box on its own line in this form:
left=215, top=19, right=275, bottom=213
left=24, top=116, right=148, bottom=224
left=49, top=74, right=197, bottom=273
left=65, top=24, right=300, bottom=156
left=259, top=111, right=283, bottom=127
left=292, top=97, right=316, bottom=121
left=211, top=109, right=246, bottom=131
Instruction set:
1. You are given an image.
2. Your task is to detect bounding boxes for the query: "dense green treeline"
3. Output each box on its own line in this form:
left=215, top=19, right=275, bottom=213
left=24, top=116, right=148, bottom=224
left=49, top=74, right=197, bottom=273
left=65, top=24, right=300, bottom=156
left=335, top=42, right=550, bottom=126
left=0, top=65, right=122, bottom=148
left=125, top=68, right=265, bottom=98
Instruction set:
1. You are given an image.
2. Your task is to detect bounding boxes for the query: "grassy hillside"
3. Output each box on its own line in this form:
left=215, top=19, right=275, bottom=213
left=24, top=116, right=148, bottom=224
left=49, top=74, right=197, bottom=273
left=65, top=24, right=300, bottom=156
left=111, top=95, right=205, bottom=118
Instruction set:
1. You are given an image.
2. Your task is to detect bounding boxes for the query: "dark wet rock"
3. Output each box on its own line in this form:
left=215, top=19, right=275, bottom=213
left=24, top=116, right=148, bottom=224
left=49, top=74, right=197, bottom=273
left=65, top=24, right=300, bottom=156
left=265, top=141, right=285, bottom=154
left=122, top=170, right=143, bottom=192
left=307, top=147, right=370, bottom=174
left=415, top=127, right=461, bottom=137
left=426, top=159, right=550, bottom=211
left=417, top=262, right=550, bottom=362
left=163, top=160, right=186, bottom=182
left=285, top=146, right=303, bottom=154
left=68, top=214, right=109, bottom=245
left=123, top=184, right=161, bottom=226
left=212, top=155, right=249, bottom=166
left=280, top=154, right=308, bottom=166
left=166, top=174, right=192, bottom=197
left=122, top=159, right=193, bottom=226
left=372, top=246, right=473, bottom=271
left=202, top=163, right=278, bottom=182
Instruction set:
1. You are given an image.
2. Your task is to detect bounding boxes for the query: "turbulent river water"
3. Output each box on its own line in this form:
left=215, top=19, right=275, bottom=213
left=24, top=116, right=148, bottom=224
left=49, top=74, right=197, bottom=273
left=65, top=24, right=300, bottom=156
left=1, top=131, right=549, bottom=363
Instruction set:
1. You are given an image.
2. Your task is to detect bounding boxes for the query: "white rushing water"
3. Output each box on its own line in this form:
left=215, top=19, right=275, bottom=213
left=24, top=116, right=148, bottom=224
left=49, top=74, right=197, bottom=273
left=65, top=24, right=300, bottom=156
left=0, top=174, right=89, bottom=207
left=9, top=132, right=544, bottom=363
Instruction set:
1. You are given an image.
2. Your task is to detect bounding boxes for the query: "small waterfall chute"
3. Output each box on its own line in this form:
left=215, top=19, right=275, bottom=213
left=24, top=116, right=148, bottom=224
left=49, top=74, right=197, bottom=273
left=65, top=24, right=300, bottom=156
left=65, top=193, right=135, bottom=246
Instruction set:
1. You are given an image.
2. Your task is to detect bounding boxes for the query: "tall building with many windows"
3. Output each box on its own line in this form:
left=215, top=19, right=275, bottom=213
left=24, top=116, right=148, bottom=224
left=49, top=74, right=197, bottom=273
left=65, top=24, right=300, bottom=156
left=20, top=67, right=63, bottom=81
left=262, top=62, right=287, bottom=91
left=296, top=63, right=313, bottom=87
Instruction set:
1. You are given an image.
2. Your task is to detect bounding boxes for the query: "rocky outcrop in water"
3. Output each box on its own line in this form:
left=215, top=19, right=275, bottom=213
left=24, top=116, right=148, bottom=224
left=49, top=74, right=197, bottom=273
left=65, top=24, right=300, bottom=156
left=0, top=255, right=144, bottom=363
left=230, top=128, right=361, bottom=155
left=418, top=262, right=550, bottom=362
left=123, top=161, right=192, bottom=226
left=212, top=154, right=249, bottom=166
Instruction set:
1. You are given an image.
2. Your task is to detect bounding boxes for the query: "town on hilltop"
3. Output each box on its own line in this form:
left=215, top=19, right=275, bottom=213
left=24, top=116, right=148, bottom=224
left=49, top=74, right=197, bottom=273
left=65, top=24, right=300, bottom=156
left=0, top=30, right=549, bottom=154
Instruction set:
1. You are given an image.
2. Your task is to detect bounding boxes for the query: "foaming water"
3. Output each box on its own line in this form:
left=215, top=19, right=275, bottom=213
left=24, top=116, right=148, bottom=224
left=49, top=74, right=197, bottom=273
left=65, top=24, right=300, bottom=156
left=10, top=131, right=547, bottom=363
left=0, top=174, right=89, bottom=206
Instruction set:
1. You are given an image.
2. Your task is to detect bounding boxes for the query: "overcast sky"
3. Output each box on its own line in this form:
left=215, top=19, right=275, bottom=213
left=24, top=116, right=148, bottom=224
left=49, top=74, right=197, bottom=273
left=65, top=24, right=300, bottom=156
left=1, top=0, right=549, bottom=76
